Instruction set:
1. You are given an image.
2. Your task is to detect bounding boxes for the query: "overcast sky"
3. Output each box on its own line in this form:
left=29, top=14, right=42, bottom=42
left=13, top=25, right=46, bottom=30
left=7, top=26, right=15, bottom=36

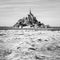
left=0, top=0, right=60, bottom=26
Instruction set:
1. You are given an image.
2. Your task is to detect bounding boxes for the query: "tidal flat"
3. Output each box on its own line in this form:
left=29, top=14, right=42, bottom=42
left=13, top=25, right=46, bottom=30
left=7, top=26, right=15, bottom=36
left=0, top=30, right=60, bottom=60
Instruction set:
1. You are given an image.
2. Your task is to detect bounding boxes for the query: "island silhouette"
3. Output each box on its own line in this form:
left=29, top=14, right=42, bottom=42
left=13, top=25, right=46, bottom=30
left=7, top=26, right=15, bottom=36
left=0, top=10, right=60, bottom=31
left=13, top=10, right=49, bottom=28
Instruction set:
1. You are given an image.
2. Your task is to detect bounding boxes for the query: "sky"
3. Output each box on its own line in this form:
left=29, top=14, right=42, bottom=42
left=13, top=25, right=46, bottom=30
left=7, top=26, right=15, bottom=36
left=0, top=0, right=60, bottom=26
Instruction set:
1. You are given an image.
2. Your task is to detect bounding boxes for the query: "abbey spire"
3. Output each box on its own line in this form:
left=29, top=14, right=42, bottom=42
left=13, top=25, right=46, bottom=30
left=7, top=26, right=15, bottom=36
left=29, top=9, right=33, bottom=17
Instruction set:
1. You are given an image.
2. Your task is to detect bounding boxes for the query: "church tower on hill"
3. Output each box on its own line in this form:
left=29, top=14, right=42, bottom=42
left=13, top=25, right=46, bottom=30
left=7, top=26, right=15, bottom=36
left=13, top=10, right=47, bottom=28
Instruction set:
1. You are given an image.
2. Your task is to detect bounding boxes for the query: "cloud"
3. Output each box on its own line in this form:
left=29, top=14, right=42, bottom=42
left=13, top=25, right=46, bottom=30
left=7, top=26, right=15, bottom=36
left=0, top=0, right=60, bottom=26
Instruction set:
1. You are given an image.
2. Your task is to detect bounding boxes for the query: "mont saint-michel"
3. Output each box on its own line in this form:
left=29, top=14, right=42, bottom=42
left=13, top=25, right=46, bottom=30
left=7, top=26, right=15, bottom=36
left=0, top=10, right=60, bottom=31
left=13, top=10, right=49, bottom=29
left=0, top=0, right=60, bottom=60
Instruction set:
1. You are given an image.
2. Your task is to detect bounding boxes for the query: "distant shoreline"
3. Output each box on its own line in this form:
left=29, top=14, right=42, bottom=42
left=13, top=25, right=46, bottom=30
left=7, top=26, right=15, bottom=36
left=0, top=26, right=60, bottom=31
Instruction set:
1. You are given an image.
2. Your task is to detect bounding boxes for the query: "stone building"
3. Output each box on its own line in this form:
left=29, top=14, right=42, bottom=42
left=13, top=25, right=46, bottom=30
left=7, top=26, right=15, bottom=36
left=13, top=10, right=49, bottom=28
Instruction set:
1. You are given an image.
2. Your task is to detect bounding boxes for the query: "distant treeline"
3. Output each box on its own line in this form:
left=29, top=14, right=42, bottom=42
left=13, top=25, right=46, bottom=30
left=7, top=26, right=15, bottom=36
left=0, top=26, right=60, bottom=31
left=0, top=26, right=12, bottom=30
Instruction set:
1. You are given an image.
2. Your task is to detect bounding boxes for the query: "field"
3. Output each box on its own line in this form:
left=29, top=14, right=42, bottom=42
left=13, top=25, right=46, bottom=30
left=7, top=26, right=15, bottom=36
left=0, top=30, right=60, bottom=60
left=0, top=26, right=60, bottom=31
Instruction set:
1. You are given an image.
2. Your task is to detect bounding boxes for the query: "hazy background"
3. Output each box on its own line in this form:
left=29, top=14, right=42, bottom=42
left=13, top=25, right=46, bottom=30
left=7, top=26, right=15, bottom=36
left=0, top=0, right=60, bottom=26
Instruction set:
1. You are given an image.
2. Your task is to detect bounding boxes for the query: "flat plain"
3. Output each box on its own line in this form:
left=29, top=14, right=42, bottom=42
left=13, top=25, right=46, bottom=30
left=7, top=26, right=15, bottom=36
left=0, top=30, right=60, bottom=60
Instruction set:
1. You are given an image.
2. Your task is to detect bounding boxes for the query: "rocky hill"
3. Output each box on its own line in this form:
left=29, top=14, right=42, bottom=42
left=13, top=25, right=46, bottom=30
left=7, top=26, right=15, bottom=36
left=13, top=10, right=48, bottom=28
